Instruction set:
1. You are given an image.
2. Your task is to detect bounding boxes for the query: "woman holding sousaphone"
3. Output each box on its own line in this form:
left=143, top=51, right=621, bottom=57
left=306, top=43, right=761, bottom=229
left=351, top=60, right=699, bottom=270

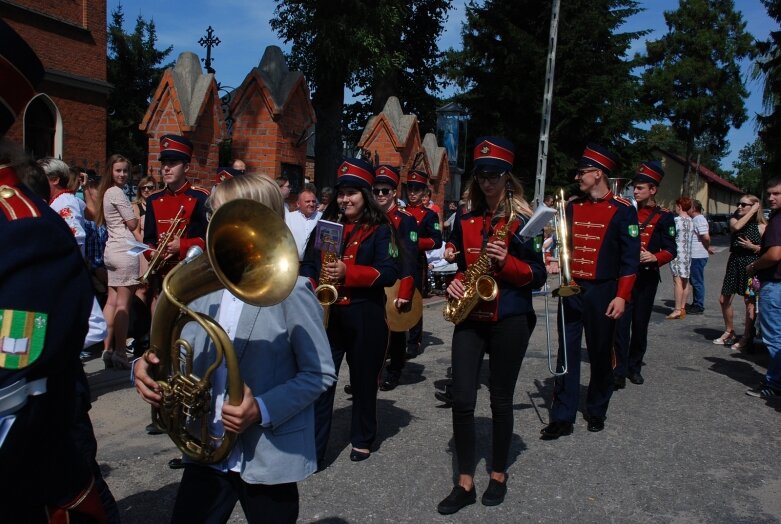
left=133, top=173, right=336, bottom=523
left=301, top=158, right=399, bottom=466
left=437, top=137, right=546, bottom=515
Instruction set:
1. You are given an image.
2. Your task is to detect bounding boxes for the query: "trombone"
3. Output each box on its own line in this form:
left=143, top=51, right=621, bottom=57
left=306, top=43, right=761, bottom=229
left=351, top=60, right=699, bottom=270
left=543, top=189, right=580, bottom=376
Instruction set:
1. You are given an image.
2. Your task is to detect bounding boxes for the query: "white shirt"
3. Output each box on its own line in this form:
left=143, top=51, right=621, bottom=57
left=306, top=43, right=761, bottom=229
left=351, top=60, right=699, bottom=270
left=286, top=209, right=322, bottom=260
left=49, top=191, right=86, bottom=256
left=210, top=290, right=270, bottom=472
left=690, top=214, right=710, bottom=259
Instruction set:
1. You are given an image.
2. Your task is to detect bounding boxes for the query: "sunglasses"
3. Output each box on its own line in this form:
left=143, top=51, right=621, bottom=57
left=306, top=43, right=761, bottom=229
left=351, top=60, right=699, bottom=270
left=476, top=172, right=505, bottom=183
left=372, top=188, right=392, bottom=196
left=737, top=202, right=752, bottom=207
left=140, top=185, right=155, bottom=191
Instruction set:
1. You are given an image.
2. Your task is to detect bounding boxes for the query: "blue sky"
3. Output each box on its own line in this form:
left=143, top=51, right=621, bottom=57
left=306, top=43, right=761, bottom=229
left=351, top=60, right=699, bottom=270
left=109, top=0, right=775, bottom=171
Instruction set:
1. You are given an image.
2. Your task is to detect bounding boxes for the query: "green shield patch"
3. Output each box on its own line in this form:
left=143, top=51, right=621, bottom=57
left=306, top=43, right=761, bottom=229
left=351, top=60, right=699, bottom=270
left=410, top=231, right=418, bottom=243
left=628, top=225, right=639, bottom=238
left=0, top=310, right=47, bottom=370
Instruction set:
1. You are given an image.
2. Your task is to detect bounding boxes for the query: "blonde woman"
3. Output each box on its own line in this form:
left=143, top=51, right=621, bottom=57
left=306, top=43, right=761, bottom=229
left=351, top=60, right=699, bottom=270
left=95, top=154, right=138, bottom=369
left=714, top=194, right=767, bottom=347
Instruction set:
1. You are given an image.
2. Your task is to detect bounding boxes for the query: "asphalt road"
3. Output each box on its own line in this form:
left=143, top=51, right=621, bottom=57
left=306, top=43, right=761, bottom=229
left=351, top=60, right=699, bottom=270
left=87, top=233, right=781, bottom=523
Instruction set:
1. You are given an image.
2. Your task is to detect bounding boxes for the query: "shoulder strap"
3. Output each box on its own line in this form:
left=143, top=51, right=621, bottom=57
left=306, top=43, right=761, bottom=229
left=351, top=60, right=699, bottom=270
left=639, top=206, right=660, bottom=231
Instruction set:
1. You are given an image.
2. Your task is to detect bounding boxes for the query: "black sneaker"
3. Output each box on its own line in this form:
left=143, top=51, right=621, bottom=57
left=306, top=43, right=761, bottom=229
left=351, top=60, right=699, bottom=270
left=685, top=304, right=704, bottom=314
left=481, top=478, right=507, bottom=506
left=746, top=384, right=781, bottom=399
left=434, top=389, right=453, bottom=405
left=379, top=373, right=400, bottom=391
left=437, top=485, right=476, bottom=515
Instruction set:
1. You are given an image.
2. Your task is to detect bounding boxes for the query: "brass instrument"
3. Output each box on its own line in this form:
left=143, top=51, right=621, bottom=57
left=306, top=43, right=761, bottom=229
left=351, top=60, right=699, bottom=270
left=551, top=189, right=579, bottom=298
left=140, top=205, right=186, bottom=284
left=315, top=208, right=343, bottom=327
left=443, top=184, right=516, bottom=325
left=545, top=189, right=580, bottom=376
left=148, top=199, right=299, bottom=464
left=608, top=177, right=630, bottom=197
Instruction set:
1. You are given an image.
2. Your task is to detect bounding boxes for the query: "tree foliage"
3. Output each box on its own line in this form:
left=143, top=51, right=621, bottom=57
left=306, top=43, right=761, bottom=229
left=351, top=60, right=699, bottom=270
left=756, top=0, right=781, bottom=183
left=731, top=138, right=766, bottom=196
left=444, top=0, right=646, bottom=194
left=271, top=0, right=451, bottom=190
left=638, top=0, right=753, bottom=192
left=107, top=4, right=172, bottom=168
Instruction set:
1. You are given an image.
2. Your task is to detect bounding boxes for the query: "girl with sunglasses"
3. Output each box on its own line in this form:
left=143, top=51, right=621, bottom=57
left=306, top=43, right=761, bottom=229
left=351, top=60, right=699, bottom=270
left=437, top=137, right=545, bottom=514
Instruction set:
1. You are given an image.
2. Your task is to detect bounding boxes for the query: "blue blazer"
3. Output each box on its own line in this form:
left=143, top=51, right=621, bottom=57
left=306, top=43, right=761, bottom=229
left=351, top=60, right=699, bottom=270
left=183, top=277, right=336, bottom=484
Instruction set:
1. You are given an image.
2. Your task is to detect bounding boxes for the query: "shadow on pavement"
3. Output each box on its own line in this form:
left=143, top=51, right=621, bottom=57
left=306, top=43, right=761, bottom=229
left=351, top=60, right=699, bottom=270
left=116, top=481, right=178, bottom=523
left=444, top=421, right=526, bottom=484
left=704, top=355, right=764, bottom=388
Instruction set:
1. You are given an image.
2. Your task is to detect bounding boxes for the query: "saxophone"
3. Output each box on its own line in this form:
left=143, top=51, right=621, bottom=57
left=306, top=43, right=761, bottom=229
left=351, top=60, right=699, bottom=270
left=315, top=208, right=344, bottom=327
left=443, top=186, right=517, bottom=325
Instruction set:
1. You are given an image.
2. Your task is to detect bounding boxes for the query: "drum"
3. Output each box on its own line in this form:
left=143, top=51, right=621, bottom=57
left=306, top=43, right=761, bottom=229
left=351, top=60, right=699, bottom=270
left=431, top=262, right=458, bottom=293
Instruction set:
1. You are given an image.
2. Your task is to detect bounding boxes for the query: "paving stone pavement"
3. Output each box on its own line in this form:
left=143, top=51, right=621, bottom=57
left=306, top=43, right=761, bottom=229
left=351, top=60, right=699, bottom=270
left=86, top=234, right=781, bottom=523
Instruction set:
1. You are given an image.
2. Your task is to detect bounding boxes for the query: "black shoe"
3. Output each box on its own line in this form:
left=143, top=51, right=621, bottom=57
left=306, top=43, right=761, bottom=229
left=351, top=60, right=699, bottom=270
left=481, top=478, right=507, bottom=506
left=146, top=423, right=163, bottom=435
left=344, top=383, right=352, bottom=395
left=405, top=346, right=421, bottom=360
left=168, top=458, right=185, bottom=469
left=586, top=416, right=605, bottom=432
left=437, top=485, right=476, bottom=515
left=434, top=389, right=453, bottom=405
left=628, top=372, right=644, bottom=385
left=379, top=374, right=399, bottom=391
left=349, top=449, right=370, bottom=462
left=614, top=376, right=626, bottom=390
left=540, top=421, right=573, bottom=440
left=685, top=304, right=704, bottom=314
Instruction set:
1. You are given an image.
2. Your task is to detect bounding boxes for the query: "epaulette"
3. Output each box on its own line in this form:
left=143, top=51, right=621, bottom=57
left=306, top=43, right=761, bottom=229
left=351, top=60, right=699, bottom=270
left=398, top=208, right=413, bottom=217
left=0, top=166, right=41, bottom=221
left=613, top=196, right=633, bottom=207
left=190, top=185, right=211, bottom=196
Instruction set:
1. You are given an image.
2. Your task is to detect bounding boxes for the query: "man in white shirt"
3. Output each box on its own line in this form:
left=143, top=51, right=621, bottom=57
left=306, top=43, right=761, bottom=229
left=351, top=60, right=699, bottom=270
left=286, top=189, right=322, bottom=260
left=687, top=199, right=713, bottom=314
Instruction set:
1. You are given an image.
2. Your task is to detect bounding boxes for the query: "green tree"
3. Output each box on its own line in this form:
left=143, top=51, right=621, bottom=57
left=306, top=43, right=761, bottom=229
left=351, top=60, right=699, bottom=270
left=345, top=0, right=452, bottom=145
left=444, top=0, right=646, bottom=193
left=271, top=0, right=451, bottom=190
left=756, top=0, right=781, bottom=184
left=107, top=4, right=172, bottom=168
left=638, top=0, right=753, bottom=194
left=731, top=138, right=766, bottom=196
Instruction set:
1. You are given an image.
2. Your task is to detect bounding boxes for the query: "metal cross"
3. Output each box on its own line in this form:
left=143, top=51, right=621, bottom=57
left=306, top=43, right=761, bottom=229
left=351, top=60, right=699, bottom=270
left=198, top=26, right=221, bottom=74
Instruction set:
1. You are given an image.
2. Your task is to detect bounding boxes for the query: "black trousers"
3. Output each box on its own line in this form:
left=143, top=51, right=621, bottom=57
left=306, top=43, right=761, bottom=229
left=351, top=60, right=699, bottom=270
left=550, top=280, right=618, bottom=423
left=314, top=299, right=389, bottom=462
left=450, top=313, right=534, bottom=476
left=171, top=464, right=299, bottom=524
left=386, top=330, right=406, bottom=376
left=615, top=269, right=660, bottom=378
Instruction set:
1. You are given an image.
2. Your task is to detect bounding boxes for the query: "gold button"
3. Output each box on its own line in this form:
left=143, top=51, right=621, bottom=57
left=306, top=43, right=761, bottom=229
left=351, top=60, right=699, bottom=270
left=0, top=188, right=15, bottom=199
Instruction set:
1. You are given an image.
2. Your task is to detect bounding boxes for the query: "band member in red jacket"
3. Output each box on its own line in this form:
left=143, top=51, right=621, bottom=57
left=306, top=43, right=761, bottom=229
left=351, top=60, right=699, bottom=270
left=614, top=161, right=676, bottom=388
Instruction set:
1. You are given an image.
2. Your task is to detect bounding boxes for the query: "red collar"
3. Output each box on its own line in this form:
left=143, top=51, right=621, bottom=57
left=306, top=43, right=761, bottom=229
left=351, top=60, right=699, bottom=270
left=0, top=164, right=20, bottom=186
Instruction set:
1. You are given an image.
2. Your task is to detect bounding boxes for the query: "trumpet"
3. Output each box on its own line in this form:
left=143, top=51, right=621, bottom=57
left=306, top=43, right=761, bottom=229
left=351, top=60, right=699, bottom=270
left=140, top=205, right=186, bottom=284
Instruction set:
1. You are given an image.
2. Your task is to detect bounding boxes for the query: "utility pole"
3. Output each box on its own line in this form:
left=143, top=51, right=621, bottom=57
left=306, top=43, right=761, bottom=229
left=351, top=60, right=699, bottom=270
left=533, top=0, right=561, bottom=207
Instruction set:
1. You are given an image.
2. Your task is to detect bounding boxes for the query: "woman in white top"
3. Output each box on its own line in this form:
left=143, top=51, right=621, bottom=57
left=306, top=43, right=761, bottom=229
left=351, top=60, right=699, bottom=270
left=95, top=154, right=139, bottom=369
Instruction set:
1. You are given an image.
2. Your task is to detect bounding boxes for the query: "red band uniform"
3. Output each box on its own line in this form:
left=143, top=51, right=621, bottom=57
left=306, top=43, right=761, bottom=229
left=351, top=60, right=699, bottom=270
left=143, top=134, right=209, bottom=274
left=549, top=144, right=640, bottom=430
left=302, top=158, right=399, bottom=465
left=614, top=161, right=676, bottom=385
left=437, top=137, right=546, bottom=514
left=404, top=169, right=442, bottom=357
left=374, top=165, right=419, bottom=389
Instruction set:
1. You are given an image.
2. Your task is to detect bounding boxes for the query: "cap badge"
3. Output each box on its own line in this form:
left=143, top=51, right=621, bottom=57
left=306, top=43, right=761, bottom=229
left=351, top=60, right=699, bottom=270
left=480, top=145, right=490, bottom=155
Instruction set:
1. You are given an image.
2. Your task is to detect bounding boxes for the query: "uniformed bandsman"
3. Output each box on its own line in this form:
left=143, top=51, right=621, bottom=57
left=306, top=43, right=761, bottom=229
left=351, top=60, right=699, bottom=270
left=404, top=169, right=443, bottom=358
left=614, top=161, right=676, bottom=389
left=373, top=165, right=419, bottom=391
left=143, top=134, right=210, bottom=292
left=542, top=144, right=640, bottom=439
left=0, top=19, right=107, bottom=521
left=302, top=158, right=399, bottom=466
